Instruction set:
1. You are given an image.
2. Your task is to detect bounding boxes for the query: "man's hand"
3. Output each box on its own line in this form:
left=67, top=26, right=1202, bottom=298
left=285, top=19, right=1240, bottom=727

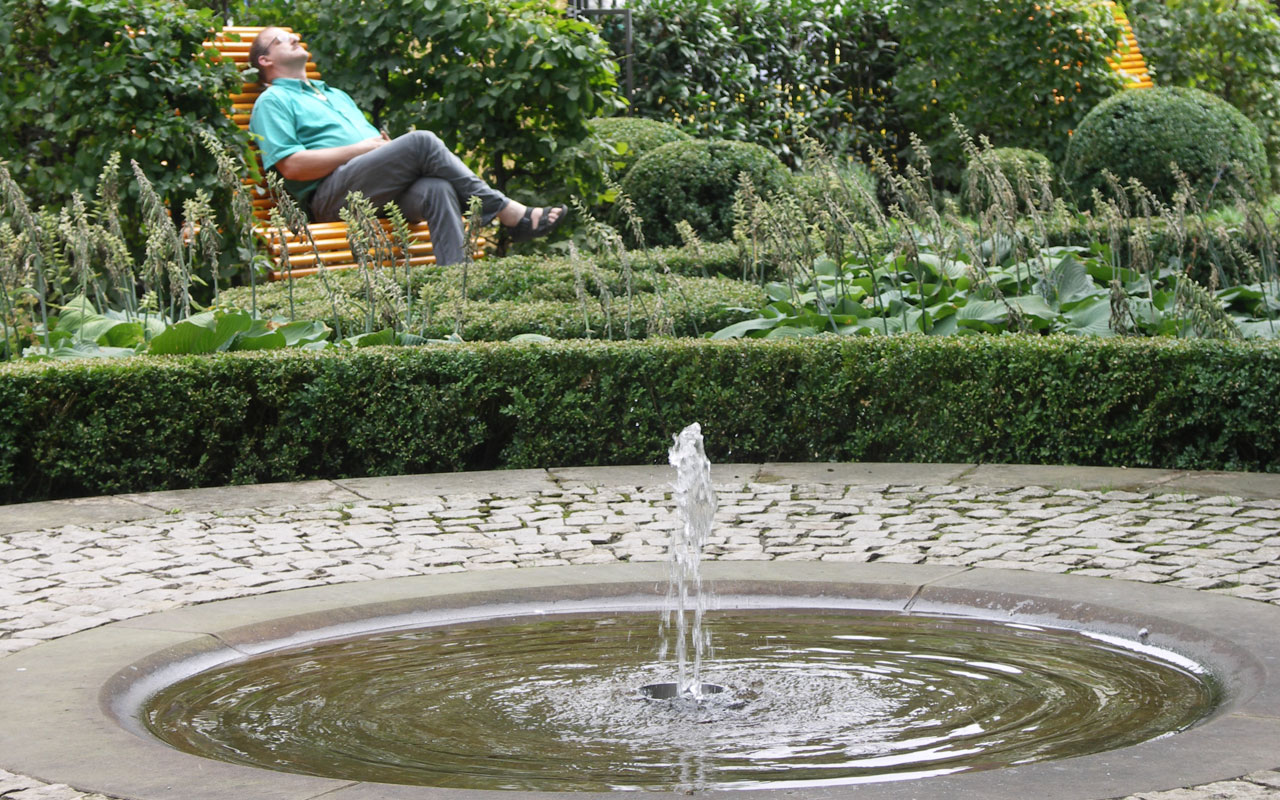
left=274, top=134, right=392, bottom=182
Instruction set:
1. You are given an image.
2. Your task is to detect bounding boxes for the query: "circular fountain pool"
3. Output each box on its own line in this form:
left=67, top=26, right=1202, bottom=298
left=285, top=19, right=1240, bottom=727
left=2, top=562, right=1279, bottom=800
left=142, top=609, right=1217, bottom=791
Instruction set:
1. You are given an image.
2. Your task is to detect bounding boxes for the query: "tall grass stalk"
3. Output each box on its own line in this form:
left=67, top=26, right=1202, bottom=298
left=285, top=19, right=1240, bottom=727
left=567, top=241, right=594, bottom=338
left=453, top=195, right=487, bottom=339
left=198, top=128, right=257, bottom=315
left=0, top=165, right=50, bottom=351
left=266, top=209, right=297, bottom=322
left=340, top=192, right=405, bottom=334
left=131, top=160, right=191, bottom=321
left=384, top=202, right=416, bottom=332
left=94, top=154, right=137, bottom=317
left=267, top=173, right=343, bottom=338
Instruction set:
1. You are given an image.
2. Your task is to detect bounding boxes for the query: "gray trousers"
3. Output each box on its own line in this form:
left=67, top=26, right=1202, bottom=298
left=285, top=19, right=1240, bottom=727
left=308, top=130, right=508, bottom=266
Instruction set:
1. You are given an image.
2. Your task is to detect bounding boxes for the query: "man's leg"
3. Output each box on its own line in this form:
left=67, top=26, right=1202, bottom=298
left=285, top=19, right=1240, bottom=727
left=309, top=130, right=508, bottom=227
left=396, top=177, right=467, bottom=265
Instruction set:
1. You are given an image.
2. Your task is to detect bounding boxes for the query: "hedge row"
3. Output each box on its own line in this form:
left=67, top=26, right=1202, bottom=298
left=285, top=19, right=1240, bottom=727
left=221, top=244, right=760, bottom=339
left=3, top=336, right=1279, bottom=503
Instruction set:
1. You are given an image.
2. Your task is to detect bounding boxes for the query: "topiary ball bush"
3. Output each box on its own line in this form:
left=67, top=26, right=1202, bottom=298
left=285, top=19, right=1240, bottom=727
left=621, top=138, right=790, bottom=247
left=1063, top=87, right=1268, bottom=207
left=961, top=147, right=1055, bottom=214
left=589, top=116, right=692, bottom=177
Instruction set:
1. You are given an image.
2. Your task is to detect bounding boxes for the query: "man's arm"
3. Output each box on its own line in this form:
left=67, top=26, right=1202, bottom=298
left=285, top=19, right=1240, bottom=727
left=273, top=133, right=389, bottom=182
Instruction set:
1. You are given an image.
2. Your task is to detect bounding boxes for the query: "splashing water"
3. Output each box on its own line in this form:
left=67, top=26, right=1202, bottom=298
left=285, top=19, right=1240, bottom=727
left=665, top=423, right=718, bottom=700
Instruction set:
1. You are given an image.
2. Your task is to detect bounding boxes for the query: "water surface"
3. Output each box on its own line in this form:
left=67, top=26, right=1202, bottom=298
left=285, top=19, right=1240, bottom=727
left=145, top=610, right=1217, bottom=791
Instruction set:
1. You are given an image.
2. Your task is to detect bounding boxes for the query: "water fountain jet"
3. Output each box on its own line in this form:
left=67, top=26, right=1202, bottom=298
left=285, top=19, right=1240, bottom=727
left=662, top=422, right=717, bottom=702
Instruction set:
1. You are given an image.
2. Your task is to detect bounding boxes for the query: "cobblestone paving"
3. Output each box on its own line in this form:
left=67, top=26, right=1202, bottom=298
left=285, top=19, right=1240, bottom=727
left=2, top=480, right=1279, bottom=799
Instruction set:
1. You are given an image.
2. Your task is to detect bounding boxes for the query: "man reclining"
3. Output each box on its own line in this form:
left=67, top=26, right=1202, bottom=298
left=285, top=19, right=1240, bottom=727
left=248, top=27, right=566, bottom=265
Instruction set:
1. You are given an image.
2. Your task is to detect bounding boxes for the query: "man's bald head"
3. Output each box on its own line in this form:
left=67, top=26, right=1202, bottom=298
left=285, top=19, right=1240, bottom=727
left=248, top=27, right=308, bottom=83
left=248, top=27, right=280, bottom=75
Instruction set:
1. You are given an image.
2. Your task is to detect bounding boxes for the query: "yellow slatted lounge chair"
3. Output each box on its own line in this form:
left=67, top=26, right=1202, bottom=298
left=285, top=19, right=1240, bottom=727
left=1105, top=2, right=1154, bottom=89
left=208, top=26, right=485, bottom=281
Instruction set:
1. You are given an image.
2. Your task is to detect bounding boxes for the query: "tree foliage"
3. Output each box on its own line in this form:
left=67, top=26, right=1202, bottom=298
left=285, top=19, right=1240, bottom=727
left=1128, top=0, right=1280, bottom=188
left=0, top=0, right=249, bottom=255
left=893, top=0, right=1123, bottom=186
left=624, top=0, right=902, bottom=167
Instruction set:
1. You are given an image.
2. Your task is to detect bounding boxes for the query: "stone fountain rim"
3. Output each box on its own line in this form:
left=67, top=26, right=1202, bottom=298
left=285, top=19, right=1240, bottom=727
left=1, top=561, right=1279, bottom=800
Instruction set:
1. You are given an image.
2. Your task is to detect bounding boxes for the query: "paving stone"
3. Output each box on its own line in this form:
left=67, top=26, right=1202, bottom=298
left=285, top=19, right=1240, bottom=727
left=1244, top=771, right=1280, bottom=790
left=1129, top=780, right=1280, bottom=799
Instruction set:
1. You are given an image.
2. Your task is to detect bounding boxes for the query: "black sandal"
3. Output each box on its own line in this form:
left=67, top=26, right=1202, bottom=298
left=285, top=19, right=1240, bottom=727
left=509, top=204, right=568, bottom=243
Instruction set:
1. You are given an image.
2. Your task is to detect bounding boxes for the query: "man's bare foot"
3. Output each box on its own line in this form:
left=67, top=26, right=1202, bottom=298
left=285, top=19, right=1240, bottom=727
left=497, top=202, right=562, bottom=229
left=502, top=203, right=569, bottom=243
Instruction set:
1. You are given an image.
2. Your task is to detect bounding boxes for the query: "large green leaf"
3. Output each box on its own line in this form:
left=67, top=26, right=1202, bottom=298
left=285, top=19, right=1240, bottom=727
left=928, top=314, right=960, bottom=336
left=813, top=256, right=839, bottom=276
left=765, top=325, right=819, bottom=338
left=147, top=311, right=254, bottom=355
left=859, top=315, right=906, bottom=335
left=54, top=295, right=146, bottom=348
left=1007, top=294, right=1059, bottom=328
left=916, top=252, right=969, bottom=281
left=1237, top=319, right=1280, bottom=339
left=764, top=282, right=792, bottom=302
left=831, top=295, right=870, bottom=317
left=1061, top=296, right=1114, bottom=336
left=957, top=299, right=1008, bottom=324
left=341, top=329, right=397, bottom=348
left=278, top=320, right=332, bottom=346
left=711, top=316, right=787, bottom=339
left=24, top=341, right=138, bottom=360
left=231, top=330, right=287, bottom=351
left=1038, top=254, right=1099, bottom=307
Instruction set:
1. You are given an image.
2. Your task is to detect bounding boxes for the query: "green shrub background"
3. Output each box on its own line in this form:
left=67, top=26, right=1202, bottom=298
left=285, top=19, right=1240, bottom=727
left=4, top=336, right=1280, bottom=503
left=1062, top=87, right=1269, bottom=206
left=621, top=139, right=790, bottom=246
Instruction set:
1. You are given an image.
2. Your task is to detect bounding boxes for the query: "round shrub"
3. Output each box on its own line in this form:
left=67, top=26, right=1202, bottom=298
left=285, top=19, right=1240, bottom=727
left=1062, top=87, right=1268, bottom=206
left=621, top=139, right=790, bottom=246
left=589, top=116, right=693, bottom=177
left=961, top=148, right=1055, bottom=214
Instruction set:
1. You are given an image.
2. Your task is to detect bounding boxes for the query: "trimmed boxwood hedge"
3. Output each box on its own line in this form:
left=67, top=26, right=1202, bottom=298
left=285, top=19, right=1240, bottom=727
left=2, top=336, right=1279, bottom=503
left=221, top=244, right=762, bottom=339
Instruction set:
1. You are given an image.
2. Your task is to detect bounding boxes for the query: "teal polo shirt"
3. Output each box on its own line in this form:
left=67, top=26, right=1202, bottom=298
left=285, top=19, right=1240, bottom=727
left=249, top=78, right=381, bottom=206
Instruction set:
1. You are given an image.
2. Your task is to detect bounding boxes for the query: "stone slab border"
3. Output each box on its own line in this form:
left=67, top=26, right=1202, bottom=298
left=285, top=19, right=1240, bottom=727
left=1, top=562, right=1278, bottom=800
left=6, top=461, right=1280, bottom=535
